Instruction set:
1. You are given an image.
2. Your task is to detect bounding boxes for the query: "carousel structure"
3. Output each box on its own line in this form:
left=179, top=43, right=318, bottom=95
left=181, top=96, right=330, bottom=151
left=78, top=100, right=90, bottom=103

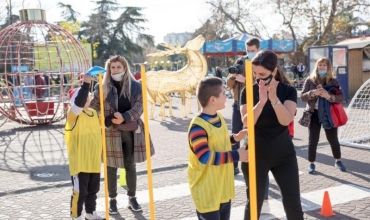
left=0, top=7, right=90, bottom=125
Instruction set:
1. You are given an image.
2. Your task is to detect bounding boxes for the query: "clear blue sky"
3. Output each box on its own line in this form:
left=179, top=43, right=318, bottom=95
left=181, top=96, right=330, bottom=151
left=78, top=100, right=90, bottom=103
left=3, top=0, right=211, bottom=44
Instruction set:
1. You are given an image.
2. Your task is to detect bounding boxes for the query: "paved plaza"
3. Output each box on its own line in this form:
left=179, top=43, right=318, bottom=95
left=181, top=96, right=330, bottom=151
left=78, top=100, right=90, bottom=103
left=0, top=94, right=370, bottom=220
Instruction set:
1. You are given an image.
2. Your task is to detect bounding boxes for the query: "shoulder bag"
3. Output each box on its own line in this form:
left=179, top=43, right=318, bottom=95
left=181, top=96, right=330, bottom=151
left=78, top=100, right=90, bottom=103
left=330, top=103, right=348, bottom=127
left=298, top=111, right=312, bottom=127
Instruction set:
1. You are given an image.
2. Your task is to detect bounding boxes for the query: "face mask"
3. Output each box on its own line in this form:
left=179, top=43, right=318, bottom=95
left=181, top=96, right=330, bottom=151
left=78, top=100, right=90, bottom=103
left=256, top=74, right=273, bottom=85
left=318, top=70, right=327, bottom=76
left=111, top=71, right=125, bottom=81
left=248, top=52, right=257, bottom=60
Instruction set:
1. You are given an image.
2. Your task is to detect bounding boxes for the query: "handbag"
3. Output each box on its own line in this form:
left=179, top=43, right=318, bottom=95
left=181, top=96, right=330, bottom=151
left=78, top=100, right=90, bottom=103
left=330, top=103, right=348, bottom=127
left=113, top=120, right=139, bottom=131
left=298, top=111, right=312, bottom=127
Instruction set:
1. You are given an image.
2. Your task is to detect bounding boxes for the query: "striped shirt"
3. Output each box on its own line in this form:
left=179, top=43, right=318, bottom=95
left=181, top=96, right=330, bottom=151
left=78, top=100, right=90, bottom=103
left=188, top=112, right=239, bottom=165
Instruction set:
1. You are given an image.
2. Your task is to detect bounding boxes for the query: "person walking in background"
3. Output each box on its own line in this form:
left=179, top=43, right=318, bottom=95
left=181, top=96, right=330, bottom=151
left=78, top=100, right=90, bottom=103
left=215, top=66, right=222, bottom=79
left=188, top=77, right=248, bottom=220
left=240, top=50, right=303, bottom=220
left=32, top=69, right=46, bottom=99
left=24, top=72, right=34, bottom=99
left=43, top=72, right=52, bottom=98
left=226, top=37, right=260, bottom=175
left=297, top=62, right=306, bottom=79
left=134, top=71, right=141, bottom=80
left=300, top=57, right=346, bottom=174
left=90, top=55, right=155, bottom=215
left=65, top=74, right=105, bottom=220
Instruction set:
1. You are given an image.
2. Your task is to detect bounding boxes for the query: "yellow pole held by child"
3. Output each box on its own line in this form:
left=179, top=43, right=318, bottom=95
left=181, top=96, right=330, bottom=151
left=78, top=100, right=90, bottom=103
left=98, top=71, right=110, bottom=220
left=245, top=60, right=258, bottom=220
left=140, top=64, right=156, bottom=219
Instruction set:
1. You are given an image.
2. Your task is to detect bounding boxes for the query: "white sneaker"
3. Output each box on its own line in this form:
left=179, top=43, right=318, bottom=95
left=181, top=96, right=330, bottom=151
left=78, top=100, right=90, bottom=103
left=85, top=211, right=106, bottom=220
left=261, top=202, right=271, bottom=214
left=72, top=216, right=81, bottom=220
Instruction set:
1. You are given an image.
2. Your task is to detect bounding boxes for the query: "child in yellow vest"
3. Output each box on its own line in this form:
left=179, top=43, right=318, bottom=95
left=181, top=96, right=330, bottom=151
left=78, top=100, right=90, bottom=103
left=65, top=74, right=105, bottom=220
left=187, top=77, right=249, bottom=220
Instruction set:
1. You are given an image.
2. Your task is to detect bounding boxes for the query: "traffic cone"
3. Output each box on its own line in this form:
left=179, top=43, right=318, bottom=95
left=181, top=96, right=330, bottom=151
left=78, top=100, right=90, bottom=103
left=318, top=191, right=335, bottom=217
left=119, top=168, right=127, bottom=186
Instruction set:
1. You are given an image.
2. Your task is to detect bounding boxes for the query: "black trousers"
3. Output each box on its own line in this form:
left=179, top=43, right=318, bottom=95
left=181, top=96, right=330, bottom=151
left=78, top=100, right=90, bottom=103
left=108, top=130, right=137, bottom=198
left=70, top=172, right=100, bottom=218
left=196, top=200, right=231, bottom=220
left=232, top=101, right=243, bottom=169
left=241, top=156, right=303, bottom=220
left=308, top=110, right=341, bottom=162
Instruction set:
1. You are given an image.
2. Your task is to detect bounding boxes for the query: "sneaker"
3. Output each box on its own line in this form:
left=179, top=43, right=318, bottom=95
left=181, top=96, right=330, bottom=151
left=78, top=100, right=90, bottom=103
left=335, top=161, right=346, bottom=172
left=85, top=211, right=106, bottom=220
left=308, top=164, right=315, bottom=174
left=72, top=217, right=81, bottom=220
left=261, top=202, right=271, bottom=214
left=109, top=199, right=118, bottom=214
left=234, top=168, right=240, bottom=175
left=128, top=197, right=142, bottom=212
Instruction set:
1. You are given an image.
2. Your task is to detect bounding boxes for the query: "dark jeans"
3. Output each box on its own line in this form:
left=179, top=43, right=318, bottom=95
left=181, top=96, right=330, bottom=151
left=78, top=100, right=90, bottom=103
left=308, top=110, right=341, bottom=162
left=70, top=172, right=100, bottom=218
left=107, top=130, right=137, bottom=198
left=196, top=200, right=231, bottom=220
left=232, top=101, right=243, bottom=169
left=241, top=156, right=303, bottom=220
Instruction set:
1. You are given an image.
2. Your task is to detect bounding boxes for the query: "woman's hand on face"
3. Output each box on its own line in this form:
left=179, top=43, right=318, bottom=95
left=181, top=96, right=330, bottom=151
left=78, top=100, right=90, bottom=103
left=111, top=112, right=124, bottom=124
left=268, top=78, right=279, bottom=103
left=258, top=79, right=268, bottom=103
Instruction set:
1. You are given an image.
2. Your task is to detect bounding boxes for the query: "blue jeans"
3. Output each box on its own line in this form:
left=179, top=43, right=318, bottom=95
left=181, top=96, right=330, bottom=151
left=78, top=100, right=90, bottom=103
left=232, top=101, right=243, bottom=169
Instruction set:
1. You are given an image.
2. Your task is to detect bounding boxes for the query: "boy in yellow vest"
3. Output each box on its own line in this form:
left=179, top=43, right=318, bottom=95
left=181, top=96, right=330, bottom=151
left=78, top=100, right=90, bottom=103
left=188, top=77, right=249, bottom=220
left=65, top=74, right=105, bottom=220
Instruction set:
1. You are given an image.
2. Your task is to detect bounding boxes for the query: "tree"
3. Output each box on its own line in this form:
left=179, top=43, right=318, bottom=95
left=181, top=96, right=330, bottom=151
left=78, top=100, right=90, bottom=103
left=80, top=1, right=154, bottom=66
left=58, top=2, right=80, bottom=22
left=192, top=19, right=228, bottom=41
left=204, top=0, right=370, bottom=64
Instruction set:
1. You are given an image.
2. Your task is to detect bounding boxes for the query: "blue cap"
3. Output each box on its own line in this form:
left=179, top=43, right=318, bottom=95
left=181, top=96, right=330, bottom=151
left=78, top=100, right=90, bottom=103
left=86, top=66, right=106, bottom=76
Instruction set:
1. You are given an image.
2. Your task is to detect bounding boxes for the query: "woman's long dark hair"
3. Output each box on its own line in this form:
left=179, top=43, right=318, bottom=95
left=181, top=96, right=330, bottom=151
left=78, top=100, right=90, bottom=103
left=252, top=50, right=290, bottom=84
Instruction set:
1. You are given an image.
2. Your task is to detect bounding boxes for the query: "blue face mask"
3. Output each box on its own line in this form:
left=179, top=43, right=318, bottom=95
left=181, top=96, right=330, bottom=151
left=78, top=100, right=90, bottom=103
left=318, top=70, right=327, bottom=76
left=248, top=52, right=257, bottom=60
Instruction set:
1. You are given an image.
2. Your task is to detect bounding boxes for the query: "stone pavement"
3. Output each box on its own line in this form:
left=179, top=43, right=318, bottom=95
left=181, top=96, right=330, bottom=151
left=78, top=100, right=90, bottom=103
left=0, top=95, right=370, bottom=220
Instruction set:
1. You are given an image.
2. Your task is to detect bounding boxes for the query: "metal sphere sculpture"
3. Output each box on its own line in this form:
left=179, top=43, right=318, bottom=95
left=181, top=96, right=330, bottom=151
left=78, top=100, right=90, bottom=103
left=0, top=9, right=90, bottom=125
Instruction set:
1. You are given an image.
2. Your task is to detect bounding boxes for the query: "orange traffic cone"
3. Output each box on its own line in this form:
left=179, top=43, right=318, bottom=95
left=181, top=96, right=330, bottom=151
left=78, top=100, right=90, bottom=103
left=319, top=191, right=335, bottom=217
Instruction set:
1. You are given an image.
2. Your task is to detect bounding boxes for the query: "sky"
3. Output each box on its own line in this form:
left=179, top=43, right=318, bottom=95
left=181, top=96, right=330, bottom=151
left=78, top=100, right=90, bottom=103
left=3, top=0, right=212, bottom=44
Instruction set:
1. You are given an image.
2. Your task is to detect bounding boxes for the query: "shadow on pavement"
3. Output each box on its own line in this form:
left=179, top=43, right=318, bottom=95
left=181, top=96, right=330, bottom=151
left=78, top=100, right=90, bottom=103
left=0, top=124, right=69, bottom=181
left=296, top=150, right=370, bottom=178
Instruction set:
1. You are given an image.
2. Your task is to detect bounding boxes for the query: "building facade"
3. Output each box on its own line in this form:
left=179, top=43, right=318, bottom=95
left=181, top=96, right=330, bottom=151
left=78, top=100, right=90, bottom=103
left=163, top=32, right=193, bottom=46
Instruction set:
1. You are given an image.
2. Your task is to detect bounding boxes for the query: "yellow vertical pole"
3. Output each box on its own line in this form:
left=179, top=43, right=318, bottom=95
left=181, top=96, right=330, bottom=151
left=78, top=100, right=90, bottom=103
left=245, top=60, right=257, bottom=220
left=98, top=71, right=110, bottom=220
left=140, top=64, right=155, bottom=219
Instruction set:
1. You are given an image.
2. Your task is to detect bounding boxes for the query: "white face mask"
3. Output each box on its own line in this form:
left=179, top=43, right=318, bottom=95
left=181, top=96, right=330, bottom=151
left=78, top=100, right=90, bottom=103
left=111, top=71, right=125, bottom=81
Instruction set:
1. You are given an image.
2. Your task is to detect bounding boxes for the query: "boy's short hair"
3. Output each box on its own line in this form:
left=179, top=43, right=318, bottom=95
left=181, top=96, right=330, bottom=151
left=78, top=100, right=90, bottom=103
left=246, top=38, right=260, bottom=49
left=196, top=77, right=223, bottom=107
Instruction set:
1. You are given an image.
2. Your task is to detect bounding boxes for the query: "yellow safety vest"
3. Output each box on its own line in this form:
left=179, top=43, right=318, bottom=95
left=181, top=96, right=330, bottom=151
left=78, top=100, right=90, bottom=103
left=187, top=112, right=235, bottom=213
left=65, top=108, right=102, bottom=176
